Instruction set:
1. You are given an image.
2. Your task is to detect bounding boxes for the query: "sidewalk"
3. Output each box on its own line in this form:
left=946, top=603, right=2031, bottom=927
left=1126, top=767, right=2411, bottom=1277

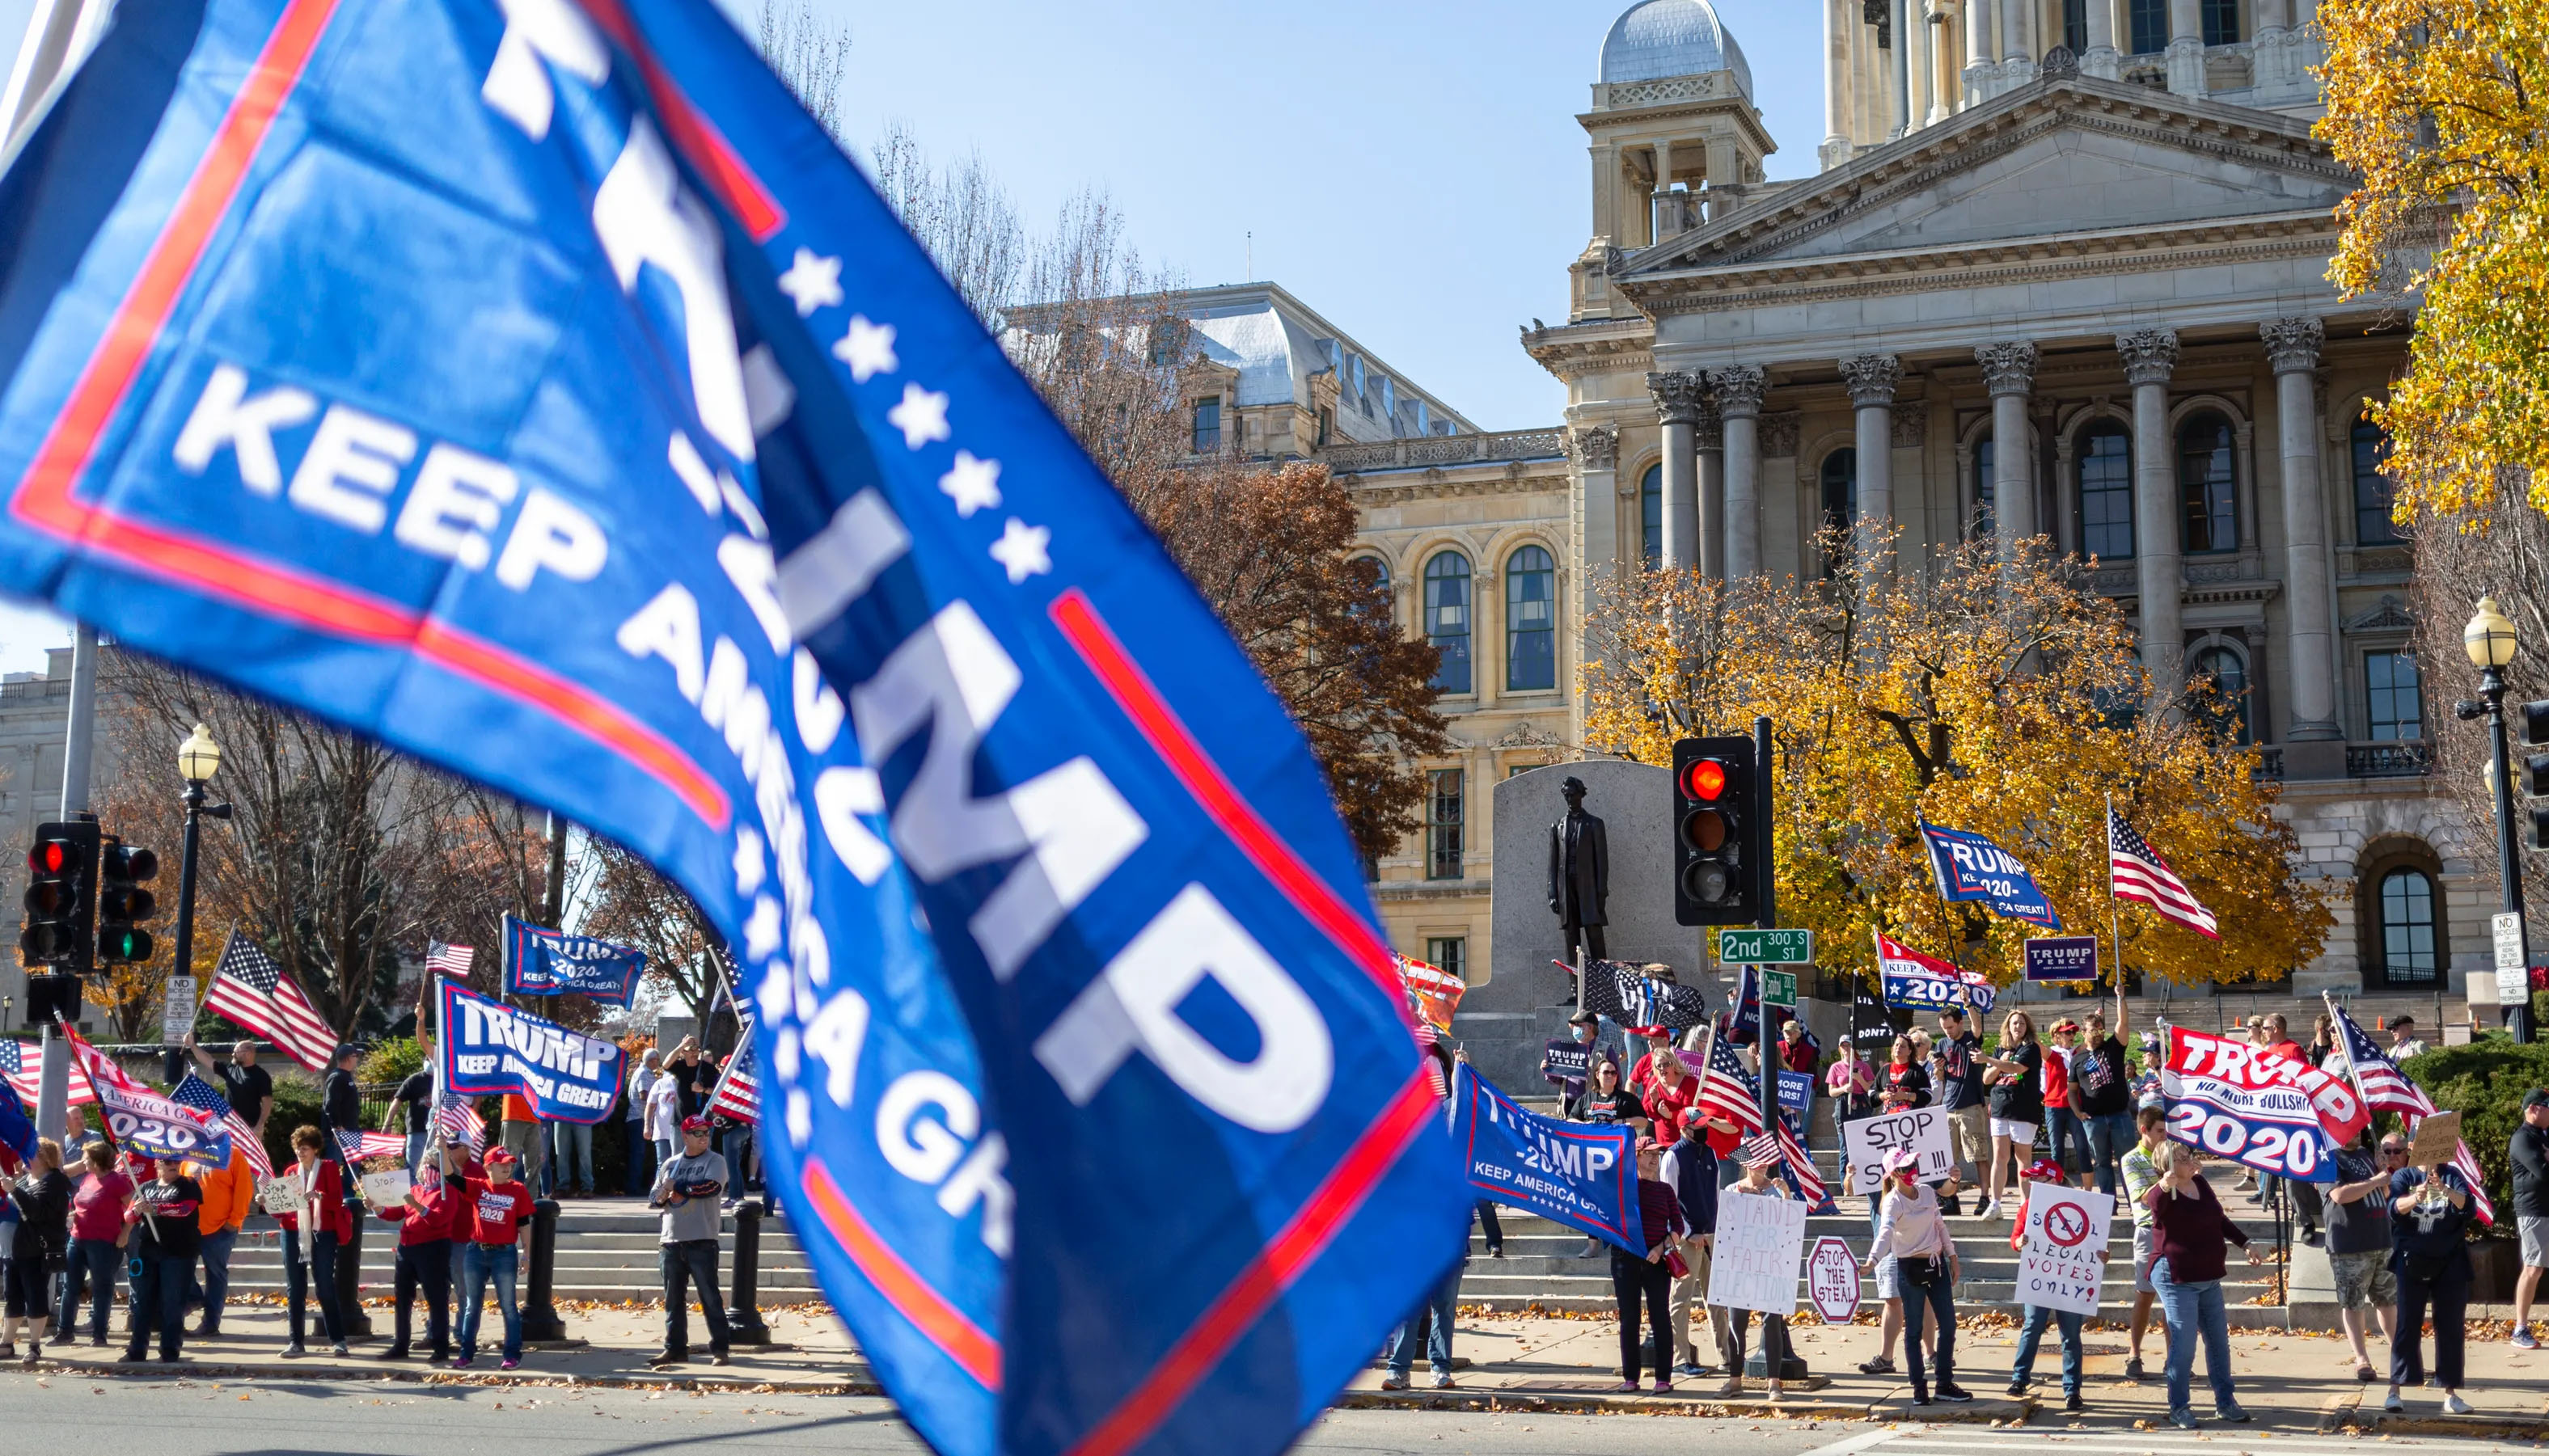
left=1338, top=1307, right=2549, bottom=1434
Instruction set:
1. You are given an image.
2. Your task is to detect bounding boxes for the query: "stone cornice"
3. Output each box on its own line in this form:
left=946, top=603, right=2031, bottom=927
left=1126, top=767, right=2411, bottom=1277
left=1345, top=468, right=1569, bottom=506
left=1524, top=319, right=1657, bottom=382
left=1621, top=76, right=2344, bottom=278
left=1620, top=213, right=2340, bottom=318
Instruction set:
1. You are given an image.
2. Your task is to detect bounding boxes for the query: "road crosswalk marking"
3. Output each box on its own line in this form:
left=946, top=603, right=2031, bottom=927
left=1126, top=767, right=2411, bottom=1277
left=1799, top=1425, right=2526, bottom=1456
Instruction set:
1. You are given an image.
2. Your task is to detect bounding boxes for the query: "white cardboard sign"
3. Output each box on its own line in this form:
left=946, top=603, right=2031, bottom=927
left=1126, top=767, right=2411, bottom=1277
left=2015, top=1181, right=2112, bottom=1316
left=359, top=1167, right=412, bottom=1208
left=1706, top=1188, right=1808, bottom=1315
left=1841, top=1107, right=1954, bottom=1196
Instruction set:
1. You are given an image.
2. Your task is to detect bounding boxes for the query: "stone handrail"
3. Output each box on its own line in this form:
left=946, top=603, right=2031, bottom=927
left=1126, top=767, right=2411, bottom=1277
left=1323, top=428, right=1567, bottom=475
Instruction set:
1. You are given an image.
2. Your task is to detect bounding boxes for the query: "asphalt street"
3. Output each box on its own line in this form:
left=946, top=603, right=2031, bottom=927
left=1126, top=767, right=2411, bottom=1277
left=1, top=1374, right=2538, bottom=1456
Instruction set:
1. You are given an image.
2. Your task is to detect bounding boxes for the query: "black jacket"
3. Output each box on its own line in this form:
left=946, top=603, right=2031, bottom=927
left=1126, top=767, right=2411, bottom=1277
left=2514, top=1122, right=2549, bottom=1220
left=1548, top=810, right=1609, bottom=927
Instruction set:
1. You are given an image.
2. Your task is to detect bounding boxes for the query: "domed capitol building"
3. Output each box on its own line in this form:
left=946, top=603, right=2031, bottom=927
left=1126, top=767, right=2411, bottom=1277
left=1159, top=0, right=2501, bottom=1066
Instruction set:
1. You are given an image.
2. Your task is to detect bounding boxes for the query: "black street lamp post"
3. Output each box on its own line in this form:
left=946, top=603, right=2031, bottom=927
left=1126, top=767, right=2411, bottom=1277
left=173, top=723, right=231, bottom=990
left=2461, top=599, right=2536, bottom=1045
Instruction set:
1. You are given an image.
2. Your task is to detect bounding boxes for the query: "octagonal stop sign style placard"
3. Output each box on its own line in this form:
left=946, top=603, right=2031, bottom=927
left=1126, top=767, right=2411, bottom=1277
left=1806, top=1235, right=1860, bottom=1323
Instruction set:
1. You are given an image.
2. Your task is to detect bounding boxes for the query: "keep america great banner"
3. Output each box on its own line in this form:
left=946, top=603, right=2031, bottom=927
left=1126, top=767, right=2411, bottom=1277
left=0, top=5, right=1469, bottom=1454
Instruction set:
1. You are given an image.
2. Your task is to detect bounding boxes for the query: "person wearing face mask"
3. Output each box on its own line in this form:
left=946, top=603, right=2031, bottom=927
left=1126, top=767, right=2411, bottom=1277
left=1604, top=1139, right=1687, bottom=1394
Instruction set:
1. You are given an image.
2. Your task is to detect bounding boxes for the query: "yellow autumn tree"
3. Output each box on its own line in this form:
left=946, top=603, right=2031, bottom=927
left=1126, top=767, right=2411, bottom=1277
left=2319, top=0, right=2549, bottom=517
left=1579, top=533, right=2331, bottom=993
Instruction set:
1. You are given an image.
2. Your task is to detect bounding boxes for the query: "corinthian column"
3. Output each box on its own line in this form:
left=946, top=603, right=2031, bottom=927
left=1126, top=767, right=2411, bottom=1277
left=1840, top=354, right=1902, bottom=576
left=2082, top=0, right=2120, bottom=77
left=1697, top=393, right=1727, bottom=580
left=1648, top=371, right=1705, bottom=572
left=2117, top=328, right=2183, bottom=699
left=1977, top=340, right=2039, bottom=558
left=2264, top=317, right=2340, bottom=740
left=1716, top=365, right=1768, bottom=579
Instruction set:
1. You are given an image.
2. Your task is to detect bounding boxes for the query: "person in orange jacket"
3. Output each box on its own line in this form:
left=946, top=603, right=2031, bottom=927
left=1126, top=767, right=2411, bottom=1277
left=184, top=1142, right=255, bottom=1338
left=275, top=1126, right=353, bottom=1357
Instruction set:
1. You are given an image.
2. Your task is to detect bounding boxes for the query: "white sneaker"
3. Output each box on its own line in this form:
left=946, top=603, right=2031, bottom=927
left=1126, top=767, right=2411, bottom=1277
left=331, top=1341, right=349, bottom=1357
left=1978, top=1200, right=2002, bottom=1220
left=2441, top=1392, right=2472, bottom=1416
left=2382, top=1387, right=2403, bottom=1413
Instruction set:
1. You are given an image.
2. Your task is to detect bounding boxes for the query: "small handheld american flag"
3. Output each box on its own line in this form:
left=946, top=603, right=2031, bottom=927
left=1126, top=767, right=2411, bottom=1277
left=1739, top=1131, right=1783, bottom=1169
left=426, top=940, right=476, bottom=977
left=202, top=931, right=339, bottom=1072
left=334, top=1129, right=404, bottom=1166
left=708, top=1040, right=760, bottom=1121
left=1694, top=1028, right=1765, bottom=1136
left=2328, top=998, right=2494, bottom=1225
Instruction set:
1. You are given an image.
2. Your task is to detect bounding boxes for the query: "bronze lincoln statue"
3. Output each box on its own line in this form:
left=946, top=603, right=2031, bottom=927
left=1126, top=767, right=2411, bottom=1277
left=1548, top=775, right=1608, bottom=964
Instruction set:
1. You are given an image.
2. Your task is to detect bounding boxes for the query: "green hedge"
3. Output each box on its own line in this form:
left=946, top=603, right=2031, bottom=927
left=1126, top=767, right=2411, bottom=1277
left=2399, top=1035, right=2549, bottom=1230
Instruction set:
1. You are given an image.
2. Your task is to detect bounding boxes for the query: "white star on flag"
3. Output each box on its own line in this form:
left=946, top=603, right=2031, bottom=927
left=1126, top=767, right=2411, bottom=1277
left=742, top=895, right=784, bottom=958
left=990, top=518, right=1052, bottom=584
left=888, top=382, right=950, bottom=449
left=776, top=247, right=842, bottom=316
left=731, top=825, right=766, bottom=895
left=940, top=451, right=1003, bottom=517
left=834, top=315, right=898, bottom=382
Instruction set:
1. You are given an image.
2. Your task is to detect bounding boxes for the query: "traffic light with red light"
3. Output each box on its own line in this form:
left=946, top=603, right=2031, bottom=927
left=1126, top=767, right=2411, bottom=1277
left=97, top=838, right=159, bottom=964
left=1673, top=735, right=1759, bottom=926
left=21, top=819, right=99, bottom=972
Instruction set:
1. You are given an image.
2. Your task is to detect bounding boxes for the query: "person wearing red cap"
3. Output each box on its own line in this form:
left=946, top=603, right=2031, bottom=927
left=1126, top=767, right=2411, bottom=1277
left=454, top=1146, right=535, bottom=1370
left=647, top=1115, right=733, bottom=1367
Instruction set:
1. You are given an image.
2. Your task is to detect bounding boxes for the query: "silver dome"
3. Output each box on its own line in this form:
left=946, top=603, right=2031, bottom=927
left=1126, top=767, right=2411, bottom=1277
left=1599, top=0, right=1753, bottom=97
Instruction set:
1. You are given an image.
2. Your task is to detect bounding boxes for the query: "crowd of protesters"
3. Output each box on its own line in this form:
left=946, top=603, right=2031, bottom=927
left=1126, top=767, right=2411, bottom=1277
left=1, top=1028, right=771, bottom=1374
left=1427, top=990, right=2549, bottom=1425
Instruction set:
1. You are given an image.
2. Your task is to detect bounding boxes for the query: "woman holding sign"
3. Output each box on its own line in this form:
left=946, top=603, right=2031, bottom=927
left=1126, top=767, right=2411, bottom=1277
left=2146, top=1142, right=2262, bottom=1429
left=1865, top=1146, right=1968, bottom=1405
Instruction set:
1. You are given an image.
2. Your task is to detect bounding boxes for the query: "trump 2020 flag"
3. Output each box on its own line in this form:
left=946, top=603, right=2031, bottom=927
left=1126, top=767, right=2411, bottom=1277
left=0, top=5, right=1467, bottom=1455
left=501, top=914, right=647, bottom=1006
left=1919, top=821, right=2061, bottom=930
left=1449, top=1064, right=1636, bottom=1252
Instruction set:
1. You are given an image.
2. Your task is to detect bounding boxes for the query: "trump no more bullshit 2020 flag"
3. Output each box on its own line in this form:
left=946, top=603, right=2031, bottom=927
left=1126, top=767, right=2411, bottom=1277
left=0, top=5, right=1469, bottom=1454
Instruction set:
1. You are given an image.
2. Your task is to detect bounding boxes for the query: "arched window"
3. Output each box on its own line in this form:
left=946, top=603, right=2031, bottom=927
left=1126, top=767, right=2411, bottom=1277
left=1640, top=464, right=1663, bottom=570
left=2189, top=643, right=2252, bottom=745
left=1424, top=551, right=1472, bottom=694
left=1505, top=546, right=1557, bottom=691
left=2352, top=420, right=2399, bottom=545
left=2200, top=0, right=2240, bottom=44
left=2377, top=867, right=2440, bottom=984
left=1972, top=437, right=1997, bottom=542
left=2078, top=423, right=2134, bottom=560
left=1351, top=555, right=1392, bottom=627
left=2178, top=415, right=2238, bottom=553
left=2128, top=0, right=2167, bottom=52
left=1820, top=448, right=1856, bottom=576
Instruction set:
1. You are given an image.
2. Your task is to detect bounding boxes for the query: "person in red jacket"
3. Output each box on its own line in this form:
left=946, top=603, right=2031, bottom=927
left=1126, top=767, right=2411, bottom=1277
left=378, top=1137, right=468, bottom=1361
left=454, top=1149, right=535, bottom=1370
left=277, top=1125, right=353, bottom=1357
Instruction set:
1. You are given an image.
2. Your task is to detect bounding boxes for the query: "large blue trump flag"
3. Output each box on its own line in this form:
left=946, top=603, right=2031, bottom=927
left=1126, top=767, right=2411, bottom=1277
left=0, top=3, right=1468, bottom=1454
left=502, top=914, right=646, bottom=1005
left=1448, top=1065, right=1637, bottom=1251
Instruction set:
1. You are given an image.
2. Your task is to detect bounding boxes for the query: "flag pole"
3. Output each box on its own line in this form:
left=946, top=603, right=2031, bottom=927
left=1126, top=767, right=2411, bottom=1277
left=2106, top=795, right=2130, bottom=1047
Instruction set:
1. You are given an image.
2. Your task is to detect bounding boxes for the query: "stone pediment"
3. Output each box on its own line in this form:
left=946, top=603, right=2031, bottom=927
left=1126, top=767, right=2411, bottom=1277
left=1618, top=75, right=2348, bottom=280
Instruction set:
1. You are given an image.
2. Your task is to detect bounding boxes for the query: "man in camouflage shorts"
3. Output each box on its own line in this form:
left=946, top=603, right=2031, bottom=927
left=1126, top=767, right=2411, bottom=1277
left=2325, top=1131, right=2403, bottom=1378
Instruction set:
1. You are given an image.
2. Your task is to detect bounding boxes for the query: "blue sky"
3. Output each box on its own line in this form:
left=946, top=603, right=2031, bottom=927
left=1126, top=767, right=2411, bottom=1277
left=0, top=0, right=1827, bottom=671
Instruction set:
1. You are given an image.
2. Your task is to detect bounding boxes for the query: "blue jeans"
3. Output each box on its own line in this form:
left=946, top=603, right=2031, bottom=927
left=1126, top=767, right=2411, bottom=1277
left=624, top=1121, right=654, bottom=1196
left=195, top=1226, right=239, bottom=1330
left=2084, top=1112, right=2135, bottom=1196
left=404, top=1130, right=429, bottom=1181
left=1387, top=1261, right=1464, bottom=1378
left=2045, top=1108, right=2092, bottom=1180
left=661, top=1238, right=733, bottom=1356
left=458, top=1242, right=522, bottom=1361
left=2012, top=1303, right=2085, bottom=1395
left=283, top=1227, right=345, bottom=1345
left=61, top=1238, right=119, bottom=1342
left=126, top=1252, right=188, bottom=1360
left=2151, top=1257, right=2237, bottom=1416
left=552, top=1121, right=594, bottom=1194
left=1898, top=1268, right=1958, bottom=1401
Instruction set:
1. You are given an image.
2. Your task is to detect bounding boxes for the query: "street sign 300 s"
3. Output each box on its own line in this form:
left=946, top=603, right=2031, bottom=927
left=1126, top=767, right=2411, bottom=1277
left=1718, top=927, right=1811, bottom=964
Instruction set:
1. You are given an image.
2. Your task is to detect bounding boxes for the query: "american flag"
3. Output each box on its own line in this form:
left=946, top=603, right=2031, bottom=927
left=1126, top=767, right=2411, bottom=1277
left=2327, top=998, right=2494, bottom=1225
left=334, top=1128, right=404, bottom=1166
left=202, top=931, right=339, bottom=1072
left=171, top=1071, right=271, bottom=1178
left=433, top=1091, right=488, bottom=1154
left=1739, top=1131, right=1783, bottom=1169
left=1395, top=954, right=1465, bottom=1032
left=2108, top=806, right=2220, bottom=938
left=1410, top=1019, right=1447, bottom=1098
left=708, top=1040, right=760, bottom=1120
left=1692, top=1027, right=1765, bottom=1136
left=1773, top=1110, right=1828, bottom=1209
left=426, top=940, right=476, bottom=977
left=0, top=1040, right=98, bottom=1108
